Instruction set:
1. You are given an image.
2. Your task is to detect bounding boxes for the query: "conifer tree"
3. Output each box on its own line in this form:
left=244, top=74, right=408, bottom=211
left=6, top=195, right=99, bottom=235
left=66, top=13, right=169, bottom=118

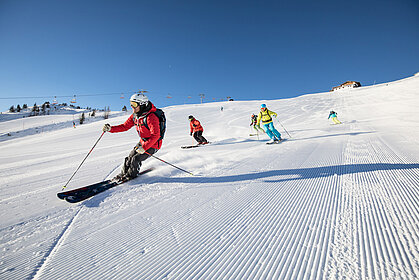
left=79, top=113, right=85, bottom=124
left=104, top=106, right=110, bottom=119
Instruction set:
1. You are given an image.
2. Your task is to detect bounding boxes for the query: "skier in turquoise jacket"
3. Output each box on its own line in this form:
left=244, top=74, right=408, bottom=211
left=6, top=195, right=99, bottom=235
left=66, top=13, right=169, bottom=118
left=328, top=110, right=342, bottom=124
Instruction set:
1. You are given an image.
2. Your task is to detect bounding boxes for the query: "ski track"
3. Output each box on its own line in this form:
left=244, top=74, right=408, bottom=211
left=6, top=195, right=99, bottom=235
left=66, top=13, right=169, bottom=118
left=31, top=206, right=83, bottom=280
left=0, top=207, right=81, bottom=280
left=328, top=123, right=419, bottom=279
left=1, top=78, right=419, bottom=280
left=137, top=142, right=340, bottom=280
left=36, top=123, right=419, bottom=280
left=28, top=168, right=124, bottom=280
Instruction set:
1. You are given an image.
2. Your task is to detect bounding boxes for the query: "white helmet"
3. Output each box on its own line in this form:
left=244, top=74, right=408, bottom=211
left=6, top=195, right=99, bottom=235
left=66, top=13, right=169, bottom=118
left=130, top=94, right=149, bottom=105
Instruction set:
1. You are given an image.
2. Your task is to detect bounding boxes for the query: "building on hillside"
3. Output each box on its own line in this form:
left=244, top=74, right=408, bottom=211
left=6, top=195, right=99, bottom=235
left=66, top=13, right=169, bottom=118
left=330, top=81, right=361, bottom=92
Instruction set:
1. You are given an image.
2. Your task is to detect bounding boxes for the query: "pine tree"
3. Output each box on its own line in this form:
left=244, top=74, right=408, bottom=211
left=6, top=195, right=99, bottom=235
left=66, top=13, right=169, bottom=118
left=32, top=103, right=38, bottom=116
left=79, top=113, right=85, bottom=124
left=104, top=106, right=110, bottom=119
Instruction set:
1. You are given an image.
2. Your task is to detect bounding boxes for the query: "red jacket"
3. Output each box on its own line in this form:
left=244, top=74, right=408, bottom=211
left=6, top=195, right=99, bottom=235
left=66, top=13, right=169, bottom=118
left=190, top=118, right=203, bottom=133
left=109, top=104, right=162, bottom=151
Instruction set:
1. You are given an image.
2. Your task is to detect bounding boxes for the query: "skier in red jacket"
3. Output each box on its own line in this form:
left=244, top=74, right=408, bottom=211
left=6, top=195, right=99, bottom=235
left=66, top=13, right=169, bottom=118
left=189, top=115, right=208, bottom=145
left=103, top=94, right=162, bottom=182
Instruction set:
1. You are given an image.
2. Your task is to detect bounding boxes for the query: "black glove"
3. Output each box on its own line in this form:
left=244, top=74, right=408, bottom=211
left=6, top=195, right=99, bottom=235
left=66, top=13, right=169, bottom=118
left=190, top=132, right=193, bottom=136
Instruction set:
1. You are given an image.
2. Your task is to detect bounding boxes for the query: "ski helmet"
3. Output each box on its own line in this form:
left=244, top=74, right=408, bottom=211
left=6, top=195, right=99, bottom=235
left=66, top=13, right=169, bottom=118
left=130, top=94, right=151, bottom=117
left=261, top=104, right=267, bottom=109
left=130, top=94, right=149, bottom=106
left=188, top=115, right=194, bottom=120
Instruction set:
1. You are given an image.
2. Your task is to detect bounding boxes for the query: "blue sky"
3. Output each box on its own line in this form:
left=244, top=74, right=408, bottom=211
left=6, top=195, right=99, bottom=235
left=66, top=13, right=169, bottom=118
left=0, top=0, right=418, bottom=112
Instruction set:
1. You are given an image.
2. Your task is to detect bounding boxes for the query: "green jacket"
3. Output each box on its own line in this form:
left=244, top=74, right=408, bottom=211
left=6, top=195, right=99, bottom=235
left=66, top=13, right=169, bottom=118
left=257, top=109, right=277, bottom=125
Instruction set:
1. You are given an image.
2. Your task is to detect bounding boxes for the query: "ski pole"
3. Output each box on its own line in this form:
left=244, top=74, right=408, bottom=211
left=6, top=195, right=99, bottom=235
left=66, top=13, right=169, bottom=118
left=276, top=118, right=292, bottom=138
left=62, top=131, right=105, bottom=190
left=145, top=151, right=194, bottom=176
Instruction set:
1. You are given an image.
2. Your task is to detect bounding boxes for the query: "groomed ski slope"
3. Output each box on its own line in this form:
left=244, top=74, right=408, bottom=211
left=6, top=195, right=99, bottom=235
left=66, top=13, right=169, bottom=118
left=0, top=76, right=418, bottom=279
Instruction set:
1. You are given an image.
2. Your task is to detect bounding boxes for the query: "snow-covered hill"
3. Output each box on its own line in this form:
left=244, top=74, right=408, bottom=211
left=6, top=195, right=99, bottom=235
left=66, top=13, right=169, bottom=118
left=0, top=76, right=418, bottom=279
left=0, top=106, right=126, bottom=141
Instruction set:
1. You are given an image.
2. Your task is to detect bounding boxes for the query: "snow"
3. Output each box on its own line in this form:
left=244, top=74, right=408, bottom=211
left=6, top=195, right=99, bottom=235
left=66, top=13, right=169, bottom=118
left=0, top=107, right=125, bottom=140
left=1, top=76, right=418, bottom=279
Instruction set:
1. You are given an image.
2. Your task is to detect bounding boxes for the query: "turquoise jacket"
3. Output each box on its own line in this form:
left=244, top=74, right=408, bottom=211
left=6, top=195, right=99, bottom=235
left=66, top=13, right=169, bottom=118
left=328, top=112, right=337, bottom=119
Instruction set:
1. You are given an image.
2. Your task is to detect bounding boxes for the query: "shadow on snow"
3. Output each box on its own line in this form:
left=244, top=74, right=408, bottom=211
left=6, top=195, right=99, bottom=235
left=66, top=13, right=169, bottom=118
left=154, top=163, right=419, bottom=185
left=84, top=162, right=418, bottom=207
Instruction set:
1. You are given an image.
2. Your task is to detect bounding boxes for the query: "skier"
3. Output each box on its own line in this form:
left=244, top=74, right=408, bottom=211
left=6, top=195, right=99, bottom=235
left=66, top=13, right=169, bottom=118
left=102, top=94, right=162, bottom=182
left=257, top=104, right=282, bottom=144
left=189, top=115, right=209, bottom=145
left=328, top=110, right=342, bottom=124
left=250, top=113, right=264, bottom=134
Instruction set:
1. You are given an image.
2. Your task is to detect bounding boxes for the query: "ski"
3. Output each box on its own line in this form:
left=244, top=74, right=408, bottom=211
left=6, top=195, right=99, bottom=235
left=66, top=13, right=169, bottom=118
left=266, top=139, right=287, bottom=145
left=60, top=180, right=119, bottom=203
left=181, top=145, right=200, bottom=149
left=181, top=142, right=210, bottom=149
left=57, top=168, right=154, bottom=203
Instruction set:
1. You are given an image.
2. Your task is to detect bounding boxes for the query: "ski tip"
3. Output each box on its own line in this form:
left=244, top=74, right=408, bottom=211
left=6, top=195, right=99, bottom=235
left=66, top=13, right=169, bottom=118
left=65, top=196, right=80, bottom=203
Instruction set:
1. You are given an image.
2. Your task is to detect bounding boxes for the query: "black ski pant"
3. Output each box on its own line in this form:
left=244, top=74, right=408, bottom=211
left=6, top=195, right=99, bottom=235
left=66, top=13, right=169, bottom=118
left=193, top=131, right=208, bottom=144
left=121, top=144, right=157, bottom=179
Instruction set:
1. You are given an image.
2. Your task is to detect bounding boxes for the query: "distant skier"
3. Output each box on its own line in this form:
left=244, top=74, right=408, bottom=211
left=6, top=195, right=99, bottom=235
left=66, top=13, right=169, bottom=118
left=73, top=121, right=76, bottom=128
left=257, top=104, right=282, bottom=144
left=250, top=114, right=264, bottom=134
left=189, top=115, right=209, bottom=145
left=102, top=94, right=163, bottom=182
left=328, top=110, right=342, bottom=124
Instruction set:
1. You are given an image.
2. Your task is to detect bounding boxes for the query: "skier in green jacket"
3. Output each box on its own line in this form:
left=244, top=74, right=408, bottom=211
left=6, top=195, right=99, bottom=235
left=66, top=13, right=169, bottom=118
left=250, top=114, right=265, bottom=134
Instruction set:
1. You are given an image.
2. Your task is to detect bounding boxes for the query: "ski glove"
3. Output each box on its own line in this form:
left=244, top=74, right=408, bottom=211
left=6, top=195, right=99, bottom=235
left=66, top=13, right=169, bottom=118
left=103, top=124, right=111, bottom=132
left=136, top=147, right=146, bottom=154
left=190, top=132, right=193, bottom=136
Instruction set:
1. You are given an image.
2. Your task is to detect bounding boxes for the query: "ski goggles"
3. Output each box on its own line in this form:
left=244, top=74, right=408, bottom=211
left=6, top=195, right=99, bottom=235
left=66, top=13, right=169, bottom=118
left=130, top=101, right=148, bottom=108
